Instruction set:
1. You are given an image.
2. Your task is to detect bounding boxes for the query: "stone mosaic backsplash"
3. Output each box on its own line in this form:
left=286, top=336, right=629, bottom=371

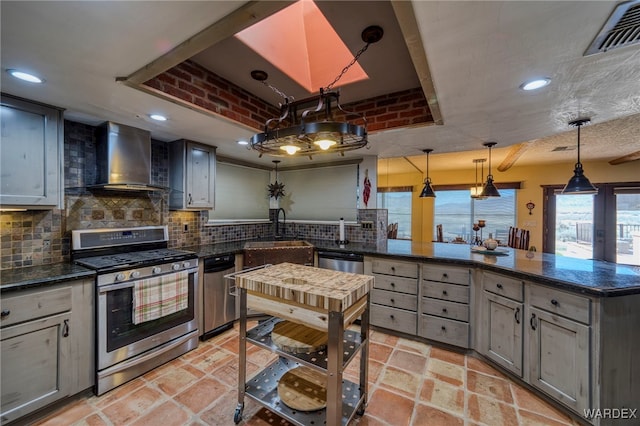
left=1, top=120, right=387, bottom=270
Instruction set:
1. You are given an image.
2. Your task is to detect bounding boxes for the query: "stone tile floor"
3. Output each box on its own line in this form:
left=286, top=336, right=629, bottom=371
left=34, top=322, right=583, bottom=426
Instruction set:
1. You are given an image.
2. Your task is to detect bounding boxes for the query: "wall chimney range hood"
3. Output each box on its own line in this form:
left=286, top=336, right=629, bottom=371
left=89, top=121, right=167, bottom=191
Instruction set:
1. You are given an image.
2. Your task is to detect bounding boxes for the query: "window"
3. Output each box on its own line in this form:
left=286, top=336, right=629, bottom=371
left=434, top=189, right=516, bottom=243
left=377, top=188, right=412, bottom=239
left=208, top=162, right=270, bottom=222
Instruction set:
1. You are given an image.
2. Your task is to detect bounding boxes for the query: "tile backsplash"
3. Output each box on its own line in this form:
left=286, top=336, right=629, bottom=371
left=1, top=120, right=387, bottom=270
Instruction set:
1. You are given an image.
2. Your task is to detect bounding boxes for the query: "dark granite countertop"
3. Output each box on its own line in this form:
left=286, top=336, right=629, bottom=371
left=1, top=263, right=96, bottom=293
left=188, top=238, right=640, bottom=297
left=5, top=238, right=638, bottom=296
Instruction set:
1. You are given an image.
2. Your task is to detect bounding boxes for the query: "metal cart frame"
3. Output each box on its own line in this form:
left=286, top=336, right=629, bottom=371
left=229, top=268, right=370, bottom=425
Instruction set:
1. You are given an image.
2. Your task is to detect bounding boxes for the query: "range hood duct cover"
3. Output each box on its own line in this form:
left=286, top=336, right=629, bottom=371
left=90, top=121, right=167, bottom=191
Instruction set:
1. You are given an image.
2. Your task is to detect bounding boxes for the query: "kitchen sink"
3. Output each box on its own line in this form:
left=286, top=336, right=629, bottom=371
left=243, top=240, right=314, bottom=268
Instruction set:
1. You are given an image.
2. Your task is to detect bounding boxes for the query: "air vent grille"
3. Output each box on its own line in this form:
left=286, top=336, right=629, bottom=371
left=585, top=0, right=640, bottom=55
left=551, top=146, right=576, bottom=152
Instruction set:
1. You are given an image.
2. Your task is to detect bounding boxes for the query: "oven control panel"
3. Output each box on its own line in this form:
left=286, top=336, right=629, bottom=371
left=97, top=259, right=199, bottom=287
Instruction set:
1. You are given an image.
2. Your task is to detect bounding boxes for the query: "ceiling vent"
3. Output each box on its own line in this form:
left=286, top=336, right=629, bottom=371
left=585, top=0, right=640, bottom=55
left=552, top=146, right=576, bottom=152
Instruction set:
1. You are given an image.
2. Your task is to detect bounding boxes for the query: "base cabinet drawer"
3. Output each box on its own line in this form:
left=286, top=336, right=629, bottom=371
left=371, top=289, right=417, bottom=311
left=421, top=298, right=469, bottom=322
left=420, top=315, right=470, bottom=348
left=370, top=305, right=417, bottom=335
left=373, top=273, right=417, bottom=295
left=422, top=281, right=469, bottom=303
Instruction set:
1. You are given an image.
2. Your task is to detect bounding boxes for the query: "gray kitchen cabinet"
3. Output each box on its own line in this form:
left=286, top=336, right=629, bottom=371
left=478, top=272, right=524, bottom=376
left=419, top=264, right=471, bottom=348
left=366, top=257, right=418, bottom=335
left=0, top=279, right=94, bottom=424
left=0, top=94, right=64, bottom=209
left=169, top=139, right=216, bottom=210
left=526, top=284, right=591, bottom=414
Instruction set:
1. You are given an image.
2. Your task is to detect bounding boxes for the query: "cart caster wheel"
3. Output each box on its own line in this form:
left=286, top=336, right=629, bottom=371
left=234, top=406, right=243, bottom=424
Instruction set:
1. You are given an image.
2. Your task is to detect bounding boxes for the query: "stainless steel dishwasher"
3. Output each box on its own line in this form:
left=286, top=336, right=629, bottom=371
left=317, top=250, right=364, bottom=273
left=202, top=254, right=236, bottom=339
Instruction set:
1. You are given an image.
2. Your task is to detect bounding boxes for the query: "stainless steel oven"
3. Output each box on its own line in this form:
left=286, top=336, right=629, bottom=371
left=72, top=226, right=199, bottom=395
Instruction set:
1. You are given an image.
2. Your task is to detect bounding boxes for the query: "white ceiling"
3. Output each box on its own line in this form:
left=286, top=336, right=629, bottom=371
left=2, top=1, right=639, bottom=174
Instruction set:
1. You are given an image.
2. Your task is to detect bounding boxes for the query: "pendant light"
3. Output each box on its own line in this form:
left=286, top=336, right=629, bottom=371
left=562, top=118, right=598, bottom=194
left=480, top=142, right=500, bottom=197
left=470, top=158, right=487, bottom=199
left=419, top=149, right=436, bottom=198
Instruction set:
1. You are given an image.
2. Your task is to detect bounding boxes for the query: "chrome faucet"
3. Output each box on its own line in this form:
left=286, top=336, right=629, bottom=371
left=275, top=208, right=286, bottom=238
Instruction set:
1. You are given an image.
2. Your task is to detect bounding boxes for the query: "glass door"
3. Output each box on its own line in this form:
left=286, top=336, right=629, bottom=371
left=613, top=190, right=640, bottom=266
left=554, top=193, right=595, bottom=260
left=544, top=183, right=640, bottom=265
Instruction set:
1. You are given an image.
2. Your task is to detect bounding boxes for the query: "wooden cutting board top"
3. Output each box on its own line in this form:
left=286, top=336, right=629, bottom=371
left=236, top=263, right=373, bottom=312
left=277, top=366, right=327, bottom=412
left=272, top=321, right=327, bottom=353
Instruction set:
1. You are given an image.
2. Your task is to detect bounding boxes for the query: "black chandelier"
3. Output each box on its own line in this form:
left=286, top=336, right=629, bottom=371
left=249, top=26, right=383, bottom=158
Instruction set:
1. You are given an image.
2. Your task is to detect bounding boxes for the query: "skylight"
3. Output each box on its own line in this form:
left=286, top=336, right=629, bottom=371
left=235, top=0, right=368, bottom=94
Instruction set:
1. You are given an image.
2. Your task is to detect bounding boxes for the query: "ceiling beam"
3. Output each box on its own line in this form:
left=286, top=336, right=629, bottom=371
left=609, top=150, right=640, bottom=165
left=121, top=1, right=292, bottom=85
left=391, top=0, right=443, bottom=125
left=497, top=141, right=534, bottom=172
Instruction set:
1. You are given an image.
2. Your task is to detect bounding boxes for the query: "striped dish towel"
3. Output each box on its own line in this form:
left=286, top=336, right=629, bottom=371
left=133, top=271, right=189, bottom=325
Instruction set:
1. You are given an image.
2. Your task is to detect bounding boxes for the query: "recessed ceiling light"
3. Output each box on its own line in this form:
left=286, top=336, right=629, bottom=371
left=149, top=114, right=167, bottom=121
left=237, top=140, right=249, bottom=146
left=7, top=69, right=44, bottom=83
left=520, top=78, right=551, bottom=91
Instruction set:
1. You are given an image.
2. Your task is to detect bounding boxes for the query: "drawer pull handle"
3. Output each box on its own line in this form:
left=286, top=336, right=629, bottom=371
left=62, top=319, right=70, bottom=337
left=390, top=314, right=395, bottom=320
left=442, top=290, right=448, bottom=296
left=515, top=307, right=520, bottom=324
left=390, top=282, right=395, bottom=287
left=530, top=313, right=537, bottom=330
left=442, top=308, right=448, bottom=313
left=391, top=267, right=395, bottom=272
left=390, top=299, right=395, bottom=303
left=441, top=326, right=446, bottom=331
left=496, top=283, right=503, bottom=289
left=551, top=299, right=559, bottom=306
left=0, top=309, right=10, bottom=318
left=442, top=273, right=448, bottom=279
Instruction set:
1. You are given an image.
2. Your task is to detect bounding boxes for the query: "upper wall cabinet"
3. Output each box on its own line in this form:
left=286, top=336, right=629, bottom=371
left=169, top=139, right=216, bottom=210
left=0, top=94, right=64, bottom=209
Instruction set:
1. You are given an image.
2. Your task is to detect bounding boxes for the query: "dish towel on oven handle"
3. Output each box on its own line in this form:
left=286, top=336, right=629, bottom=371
left=133, top=271, right=189, bottom=325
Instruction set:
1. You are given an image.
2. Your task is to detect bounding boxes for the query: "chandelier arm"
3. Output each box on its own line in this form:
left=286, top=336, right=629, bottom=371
left=300, top=89, right=327, bottom=126
left=264, top=100, right=291, bottom=132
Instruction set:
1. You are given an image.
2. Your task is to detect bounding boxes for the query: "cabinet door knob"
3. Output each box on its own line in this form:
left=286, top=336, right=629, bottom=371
left=1, top=309, right=10, bottom=318
left=496, top=283, right=503, bottom=289
left=550, top=299, right=558, bottom=306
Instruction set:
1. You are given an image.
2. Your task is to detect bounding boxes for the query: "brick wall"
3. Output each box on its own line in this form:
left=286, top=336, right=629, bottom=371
left=144, top=60, right=433, bottom=133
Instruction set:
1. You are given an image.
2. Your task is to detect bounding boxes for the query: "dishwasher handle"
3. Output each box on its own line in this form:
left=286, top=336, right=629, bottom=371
left=317, top=251, right=364, bottom=262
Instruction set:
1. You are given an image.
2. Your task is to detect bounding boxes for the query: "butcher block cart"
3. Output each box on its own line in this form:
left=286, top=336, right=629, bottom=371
left=228, top=262, right=374, bottom=425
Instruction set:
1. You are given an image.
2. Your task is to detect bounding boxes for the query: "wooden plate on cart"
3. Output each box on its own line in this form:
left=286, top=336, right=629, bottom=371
left=277, top=366, right=327, bottom=411
left=272, top=321, right=328, bottom=353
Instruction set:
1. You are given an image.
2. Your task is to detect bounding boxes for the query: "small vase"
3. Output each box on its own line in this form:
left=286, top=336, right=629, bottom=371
left=483, top=233, right=498, bottom=250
